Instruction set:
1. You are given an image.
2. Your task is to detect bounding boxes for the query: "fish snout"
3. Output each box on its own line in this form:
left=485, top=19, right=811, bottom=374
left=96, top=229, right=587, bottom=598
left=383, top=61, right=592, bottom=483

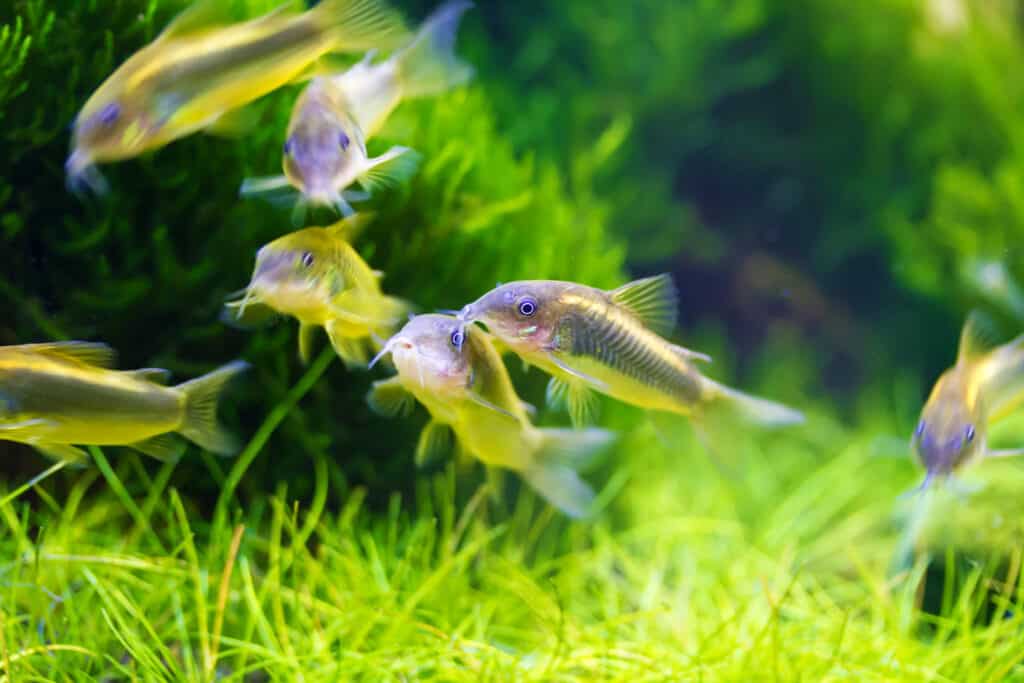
left=457, top=303, right=476, bottom=323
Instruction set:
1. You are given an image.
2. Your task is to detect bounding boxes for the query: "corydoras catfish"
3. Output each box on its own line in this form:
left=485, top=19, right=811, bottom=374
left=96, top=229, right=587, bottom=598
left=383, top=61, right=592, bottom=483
left=226, top=213, right=410, bottom=366
left=241, top=0, right=473, bottom=215
left=0, top=342, right=247, bottom=464
left=459, top=275, right=805, bottom=428
left=68, top=0, right=408, bottom=192
left=912, top=312, right=1024, bottom=489
left=366, top=314, right=614, bottom=517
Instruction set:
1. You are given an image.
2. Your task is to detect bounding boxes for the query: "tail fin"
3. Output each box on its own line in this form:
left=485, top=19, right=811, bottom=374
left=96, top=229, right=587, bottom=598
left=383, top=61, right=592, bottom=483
left=175, top=361, right=249, bottom=455
left=521, top=428, right=615, bottom=518
left=394, top=0, right=474, bottom=99
left=315, top=0, right=410, bottom=53
left=702, top=378, right=804, bottom=428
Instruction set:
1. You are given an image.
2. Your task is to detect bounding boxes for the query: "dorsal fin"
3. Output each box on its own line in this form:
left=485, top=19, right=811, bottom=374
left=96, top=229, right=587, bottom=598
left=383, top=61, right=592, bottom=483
left=957, top=310, right=1000, bottom=364
left=126, top=368, right=172, bottom=385
left=609, top=274, right=679, bottom=336
left=23, top=342, right=116, bottom=369
left=326, top=211, right=376, bottom=243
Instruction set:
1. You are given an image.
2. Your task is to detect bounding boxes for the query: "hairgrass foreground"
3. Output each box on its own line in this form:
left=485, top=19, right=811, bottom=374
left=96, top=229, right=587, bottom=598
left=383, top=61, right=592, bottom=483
left=2, top=358, right=1024, bottom=682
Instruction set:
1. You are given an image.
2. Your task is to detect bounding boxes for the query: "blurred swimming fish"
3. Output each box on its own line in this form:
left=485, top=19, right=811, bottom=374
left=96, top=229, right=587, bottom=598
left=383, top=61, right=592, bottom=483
left=458, top=275, right=805, bottom=428
left=240, top=0, right=473, bottom=215
left=366, top=314, right=614, bottom=517
left=0, top=342, right=248, bottom=465
left=67, top=0, right=409, bottom=193
left=226, top=213, right=410, bottom=366
left=912, top=311, right=1024, bottom=488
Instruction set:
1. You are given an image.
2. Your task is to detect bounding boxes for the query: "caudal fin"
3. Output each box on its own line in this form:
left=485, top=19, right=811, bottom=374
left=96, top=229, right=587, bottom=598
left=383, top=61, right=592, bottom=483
left=394, top=0, right=474, bottom=99
left=702, top=378, right=804, bottom=428
left=175, top=361, right=249, bottom=455
left=521, top=427, right=615, bottom=518
left=315, top=0, right=410, bottom=53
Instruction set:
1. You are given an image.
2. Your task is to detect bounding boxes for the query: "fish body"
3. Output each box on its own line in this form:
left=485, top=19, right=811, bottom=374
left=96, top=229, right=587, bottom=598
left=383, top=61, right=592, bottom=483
left=913, top=312, right=1024, bottom=484
left=68, top=0, right=408, bottom=191
left=227, top=213, right=409, bottom=366
left=242, top=0, right=473, bottom=213
left=0, top=342, right=247, bottom=464
left=458, top=275, right=804, bottom=427
left=367, top=314, right=614, bottom=517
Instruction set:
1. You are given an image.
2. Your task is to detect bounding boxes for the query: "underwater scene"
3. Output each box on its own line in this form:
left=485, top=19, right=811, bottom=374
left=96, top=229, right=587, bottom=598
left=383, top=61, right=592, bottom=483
left=3, top=0, right=1024, bottom=679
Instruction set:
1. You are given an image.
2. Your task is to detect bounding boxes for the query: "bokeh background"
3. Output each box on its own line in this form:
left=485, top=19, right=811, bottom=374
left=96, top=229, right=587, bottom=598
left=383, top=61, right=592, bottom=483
left=8, top=0, right=1015, bottom=502
left=3, top=0, right=1024, bottom=678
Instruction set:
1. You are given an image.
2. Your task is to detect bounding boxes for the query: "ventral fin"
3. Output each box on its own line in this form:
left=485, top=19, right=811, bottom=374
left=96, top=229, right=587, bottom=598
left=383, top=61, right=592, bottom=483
left=130, top=434, right=186, bottom=462
left=33, top=442, right=90, bottom=467
left=958, top=310, right=1001, bottom=364
left=357, top=146, right=422, bottom=196
left=415, top=419, right=453, bottom=468
left=22, top=342, right=116, bottom=369
left=609, top=274, right=679, bottom=336
left=545, top=371, right=600, bottom=427
left=366, top=377, right=414, bottom=417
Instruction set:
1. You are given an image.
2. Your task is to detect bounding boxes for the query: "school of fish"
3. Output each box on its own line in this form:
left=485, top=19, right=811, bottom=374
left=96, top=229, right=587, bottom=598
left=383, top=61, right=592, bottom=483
left=3, top=0, right=1013, bottom=519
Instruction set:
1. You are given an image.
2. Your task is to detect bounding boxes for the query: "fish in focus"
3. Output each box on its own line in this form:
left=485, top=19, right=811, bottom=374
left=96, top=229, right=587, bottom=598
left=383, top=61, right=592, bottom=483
left=911, top=311, right=1024, bottom=489
left=67, top=0, right=409, bottom=193
left=240, top=0, right=474, bottom=215
left=366, top=314, right=615, bottom=517
left=0, top=342, right=248, bottom=465
left=226, top=213, right=410, bottom=366
left=458, top=275, right=805, bottom=428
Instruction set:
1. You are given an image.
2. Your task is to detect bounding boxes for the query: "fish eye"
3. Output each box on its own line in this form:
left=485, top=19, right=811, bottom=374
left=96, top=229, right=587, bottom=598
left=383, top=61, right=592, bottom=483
left=283, top=139, right=292, bottom=156
left=450, top=328, right=465, bottom=349
left=338, top=132, right=350, bottom=150
left=914, top=420, right=926, bottom=439
left=517, top=297, right=538, bottom=317
left=965, top=425, right=976, bottom=443
left=301, top=251, right=315, bottom=268
left=99, top=103, right=120, bottom=127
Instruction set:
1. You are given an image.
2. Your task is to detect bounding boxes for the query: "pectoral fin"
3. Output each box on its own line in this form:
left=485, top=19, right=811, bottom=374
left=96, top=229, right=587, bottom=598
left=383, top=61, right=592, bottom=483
left=325, top=320, right=369, bottom=367
left=466, top=391, right=517, bottom=420
left=415, top=420, right=453, bottom=467
left=205, top=105, right=262, bottom=137
left=543, top=351, right=607, bottom=389
left=357, top=146, right=422, bottom=196
left=366, top=376, right=414, bottom=417
left=130, top=434, right=186, bottom=462
left=988, top=448, right=1024, bottom=458
left=33, top=443, right=90, bottom=467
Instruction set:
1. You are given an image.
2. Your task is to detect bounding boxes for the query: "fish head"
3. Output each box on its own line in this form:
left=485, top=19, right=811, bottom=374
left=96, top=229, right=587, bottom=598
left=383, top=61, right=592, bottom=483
left=383, top=314, right=472, bottom=395
left=912, top=374, right=986, bottom=478
left=244, top=228, right=342, bottom=317
left=67, top=94, right=150, bottom=191
left=282, top=91, right=364, bottom=211
left=458, top=281, right=568, bottom=353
